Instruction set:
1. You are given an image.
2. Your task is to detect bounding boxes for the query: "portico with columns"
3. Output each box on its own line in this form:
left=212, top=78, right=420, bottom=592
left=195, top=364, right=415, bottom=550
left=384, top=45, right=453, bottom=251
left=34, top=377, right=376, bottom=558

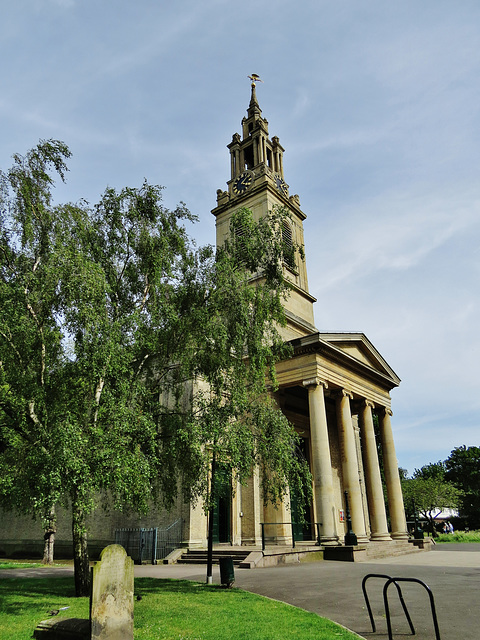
left=210, top=78, right=408, bottom=548
left=274, top=332, right=407, bottom=545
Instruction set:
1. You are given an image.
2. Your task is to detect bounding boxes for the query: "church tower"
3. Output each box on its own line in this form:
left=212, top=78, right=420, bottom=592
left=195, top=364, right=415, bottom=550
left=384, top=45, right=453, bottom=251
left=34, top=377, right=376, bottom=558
left=212, top=79, right=408, bottom=548
left=211, top=78, right=317, bottom=340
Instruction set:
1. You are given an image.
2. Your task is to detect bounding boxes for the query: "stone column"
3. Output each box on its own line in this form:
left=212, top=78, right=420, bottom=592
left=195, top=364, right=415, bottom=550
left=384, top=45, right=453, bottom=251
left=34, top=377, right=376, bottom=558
left=235, top=150, right=240, bottom=177
left=231, top=478, right=242, bottom=546
left=256, top=136, right=263, bottom=164
left=303, top=378, right=338, bottom=545
left=253, top=137, right=258, bottom=165
left=358, top=400, right=391, bottom=541
left=336, top=390, right=368, bottom=543
left=379, top=407, right=408, bottom=540
left=241, top=466, right=262, bottom=546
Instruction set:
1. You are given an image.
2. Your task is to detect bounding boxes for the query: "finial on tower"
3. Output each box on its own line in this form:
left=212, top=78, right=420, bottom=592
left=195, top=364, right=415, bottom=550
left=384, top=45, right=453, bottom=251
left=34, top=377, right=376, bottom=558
left=248, top=73, right=263, bottom=86
left=247, top=74, right=263, bottom=114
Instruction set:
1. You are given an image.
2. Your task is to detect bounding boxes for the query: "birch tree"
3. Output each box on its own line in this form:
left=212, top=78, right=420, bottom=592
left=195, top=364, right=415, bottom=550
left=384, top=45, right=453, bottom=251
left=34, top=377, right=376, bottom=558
left=0, top=140, right=311, bottom=596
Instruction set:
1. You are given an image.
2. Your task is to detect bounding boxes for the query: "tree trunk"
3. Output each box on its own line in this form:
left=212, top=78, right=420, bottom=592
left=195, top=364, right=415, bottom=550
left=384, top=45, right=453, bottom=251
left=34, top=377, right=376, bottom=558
left=42, top=505, right=57, bottom=565
left=72, top=500, right=90, bottom=597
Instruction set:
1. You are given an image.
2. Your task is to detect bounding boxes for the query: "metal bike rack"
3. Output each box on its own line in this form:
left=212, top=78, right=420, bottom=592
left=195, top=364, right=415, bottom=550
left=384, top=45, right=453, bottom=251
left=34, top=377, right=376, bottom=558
left=362, top=573, right=441, bottom=640
left=362, top=574, right=414, bottom=635
left=383, top=577, right=441, bottom=640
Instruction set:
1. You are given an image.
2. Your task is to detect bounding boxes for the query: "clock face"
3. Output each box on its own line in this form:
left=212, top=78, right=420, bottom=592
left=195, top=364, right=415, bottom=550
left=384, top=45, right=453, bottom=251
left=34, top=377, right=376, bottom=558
left=274, top=174, right=288, bottom=197
left=232, top=171, right=253, bottom=195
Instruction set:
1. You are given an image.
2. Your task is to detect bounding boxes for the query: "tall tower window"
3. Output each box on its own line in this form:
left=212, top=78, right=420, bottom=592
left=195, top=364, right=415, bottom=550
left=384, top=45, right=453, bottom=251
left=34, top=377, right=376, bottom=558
left=282, top=221, right=295, bottom=270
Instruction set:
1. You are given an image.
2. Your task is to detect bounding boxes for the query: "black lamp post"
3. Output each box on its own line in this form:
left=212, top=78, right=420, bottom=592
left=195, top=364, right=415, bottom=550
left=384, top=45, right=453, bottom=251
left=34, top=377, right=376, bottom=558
left=344, top=490, right=358, bottom=546
left=206, top=451, right=216, bottom=584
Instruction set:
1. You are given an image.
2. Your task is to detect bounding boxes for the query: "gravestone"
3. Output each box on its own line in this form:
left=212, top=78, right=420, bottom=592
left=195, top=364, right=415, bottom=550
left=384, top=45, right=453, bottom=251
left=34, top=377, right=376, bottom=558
left=33, top=544, right=134, bottom=640
left=91, top=544, right=134, bottom=640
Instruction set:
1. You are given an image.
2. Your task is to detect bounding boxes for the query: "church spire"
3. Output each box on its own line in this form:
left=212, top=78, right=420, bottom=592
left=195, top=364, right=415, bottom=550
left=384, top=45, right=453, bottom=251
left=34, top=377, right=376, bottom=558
left=247, top=74, right=263, bottom=118
left=215, top=75, right=292, bottom=201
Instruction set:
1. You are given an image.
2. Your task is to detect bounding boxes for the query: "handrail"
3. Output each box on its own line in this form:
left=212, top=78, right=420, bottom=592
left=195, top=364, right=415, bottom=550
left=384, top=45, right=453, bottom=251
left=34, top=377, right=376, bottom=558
left=362, top=574, right=414, bottom=635
left=164, top=518, right=182, bottom=532
left=383, top=577, right=441, bottom=640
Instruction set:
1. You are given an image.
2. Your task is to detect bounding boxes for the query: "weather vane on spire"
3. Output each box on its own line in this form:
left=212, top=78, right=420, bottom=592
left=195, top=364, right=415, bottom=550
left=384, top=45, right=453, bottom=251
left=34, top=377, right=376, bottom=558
left=248, top=73, right=263, bottom=87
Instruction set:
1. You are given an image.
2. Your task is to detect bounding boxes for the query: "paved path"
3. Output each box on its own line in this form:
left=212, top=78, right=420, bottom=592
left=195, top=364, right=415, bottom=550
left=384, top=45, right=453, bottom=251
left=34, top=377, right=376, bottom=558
left=2, top=544, right=479, bottom=639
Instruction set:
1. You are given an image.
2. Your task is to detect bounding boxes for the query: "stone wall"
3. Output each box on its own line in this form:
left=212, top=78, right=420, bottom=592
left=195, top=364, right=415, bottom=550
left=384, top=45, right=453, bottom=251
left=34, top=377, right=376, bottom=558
left=0, top=493, right=189, bottom=559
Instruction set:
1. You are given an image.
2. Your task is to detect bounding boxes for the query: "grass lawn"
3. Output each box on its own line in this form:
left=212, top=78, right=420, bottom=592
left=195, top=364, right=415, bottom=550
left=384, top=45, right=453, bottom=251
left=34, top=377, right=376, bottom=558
left=0, top=576, right=360, bottom=640
left=435, top=530, right=480, bottom=543
left=0, top=560, right=74, bottom=570
left=0, top=562, right=41, bottom=570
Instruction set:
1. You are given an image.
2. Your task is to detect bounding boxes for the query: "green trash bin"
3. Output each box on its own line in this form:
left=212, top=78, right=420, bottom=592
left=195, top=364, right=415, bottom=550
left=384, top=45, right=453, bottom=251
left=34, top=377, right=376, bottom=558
left=219, top=556, right=235, bottom=587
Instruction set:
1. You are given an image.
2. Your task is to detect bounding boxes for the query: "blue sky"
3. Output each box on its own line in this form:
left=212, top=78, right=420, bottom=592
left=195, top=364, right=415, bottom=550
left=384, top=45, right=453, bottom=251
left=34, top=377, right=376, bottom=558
left=2, top=0, right=479, bottom=474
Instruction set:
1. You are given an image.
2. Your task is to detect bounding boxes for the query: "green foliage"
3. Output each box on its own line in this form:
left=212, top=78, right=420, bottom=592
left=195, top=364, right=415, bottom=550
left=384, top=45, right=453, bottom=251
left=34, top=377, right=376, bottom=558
left=413, top=461, right=446, bottom=481
left=445, top=446, right=480, bottom=528
left=402, top=464, right=462, bottom=535
left=0, top=576, right=359, bottom=640
left=398, top=467, right=409, bottom=481
left=0, top=141, right=312, bottom=593
left=435, top=529, right=480, bottom=544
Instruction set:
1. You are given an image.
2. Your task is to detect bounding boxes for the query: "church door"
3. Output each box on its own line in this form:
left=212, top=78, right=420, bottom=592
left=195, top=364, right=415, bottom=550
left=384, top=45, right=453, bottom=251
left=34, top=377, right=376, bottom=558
left=212, top=463, right=231, bottom=543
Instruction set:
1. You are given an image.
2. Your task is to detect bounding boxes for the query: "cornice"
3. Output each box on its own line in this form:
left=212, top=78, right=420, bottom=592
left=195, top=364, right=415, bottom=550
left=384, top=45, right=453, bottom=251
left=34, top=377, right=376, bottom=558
left=211, top=175, right=306, bottom=220
left=288, top=332, right=401, bottom=390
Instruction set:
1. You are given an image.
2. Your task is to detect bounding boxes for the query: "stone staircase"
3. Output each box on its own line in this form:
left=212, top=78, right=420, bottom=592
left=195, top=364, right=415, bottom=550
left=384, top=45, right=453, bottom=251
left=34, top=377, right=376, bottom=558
left=323, top=538, right=431, bottom=562
left=362, top=540, right=423, bottom=560
left=176, top=549, right=251, bottom=566
left=172, top=539, right=432, bottom=566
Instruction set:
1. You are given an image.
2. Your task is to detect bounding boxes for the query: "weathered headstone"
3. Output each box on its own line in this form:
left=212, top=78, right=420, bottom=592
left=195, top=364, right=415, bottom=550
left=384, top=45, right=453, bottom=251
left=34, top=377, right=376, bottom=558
left=33, top=544, right=134, bottom=640
left=91, top=544, right=134, bottom=640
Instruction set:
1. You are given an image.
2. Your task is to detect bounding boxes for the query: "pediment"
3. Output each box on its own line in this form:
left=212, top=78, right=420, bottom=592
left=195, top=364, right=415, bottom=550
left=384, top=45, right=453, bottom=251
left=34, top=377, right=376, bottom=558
left=317, top=332, right=400, bottom=385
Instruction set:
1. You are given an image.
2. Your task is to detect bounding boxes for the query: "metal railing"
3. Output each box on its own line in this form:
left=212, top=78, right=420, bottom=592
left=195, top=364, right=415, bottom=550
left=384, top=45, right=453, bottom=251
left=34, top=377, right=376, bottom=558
left=115, top=519, right=182, bottom=564
left=156, top=518, right=183, bottom=560
left=260, top=522, right=321, bottom=551
left=115, top=527, right=157, bottom=564
left=362, top=573, right=441, bottom=640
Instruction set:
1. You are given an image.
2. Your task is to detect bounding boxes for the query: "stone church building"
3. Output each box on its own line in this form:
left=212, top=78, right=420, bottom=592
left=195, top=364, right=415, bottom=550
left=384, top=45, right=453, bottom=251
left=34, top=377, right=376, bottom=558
left=0, top=82, right=407, bottom=559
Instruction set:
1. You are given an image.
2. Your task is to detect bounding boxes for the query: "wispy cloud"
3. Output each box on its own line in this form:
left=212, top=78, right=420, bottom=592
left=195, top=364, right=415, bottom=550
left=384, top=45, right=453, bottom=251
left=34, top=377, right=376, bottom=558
left=311, top=187, right=480, bottom=294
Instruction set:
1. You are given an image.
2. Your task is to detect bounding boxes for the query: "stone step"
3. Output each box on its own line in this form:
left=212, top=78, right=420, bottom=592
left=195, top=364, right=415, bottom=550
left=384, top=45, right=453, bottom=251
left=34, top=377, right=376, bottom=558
left=363, top=541, right=422, bottom=560
left=324, top=539, right=427, bottom=562
left=177, top=549, right=250, bottom=565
